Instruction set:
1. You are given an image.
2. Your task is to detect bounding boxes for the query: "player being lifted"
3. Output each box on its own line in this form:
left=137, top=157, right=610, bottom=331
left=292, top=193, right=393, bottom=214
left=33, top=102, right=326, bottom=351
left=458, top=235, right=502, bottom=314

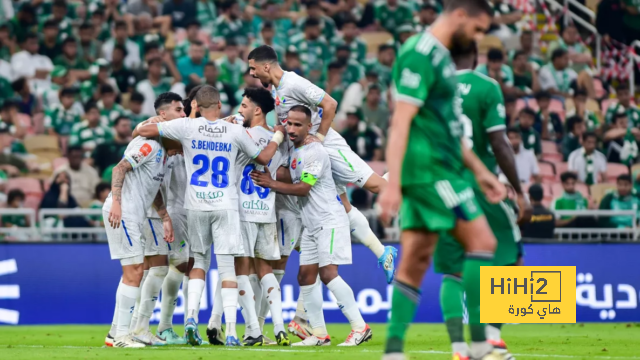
left=103, top=109, right=181, bottom=348
left=252, top=105, right=372, bottom=347
left=433, top=43, right=532, bottom=360
left=138, top=85, right=285, bottom=346
left=246, top=45, right=397, bottom=286
left=206, top=87, right=290, bottom=346
left=129, top=92, right=191, bottom=345
left=377, top=0, right=510, bottom=359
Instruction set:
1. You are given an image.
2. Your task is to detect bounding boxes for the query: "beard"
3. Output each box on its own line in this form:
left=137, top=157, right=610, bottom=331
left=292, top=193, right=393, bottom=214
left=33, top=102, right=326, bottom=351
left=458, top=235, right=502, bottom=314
left=449, top=28, right=475, bottom=58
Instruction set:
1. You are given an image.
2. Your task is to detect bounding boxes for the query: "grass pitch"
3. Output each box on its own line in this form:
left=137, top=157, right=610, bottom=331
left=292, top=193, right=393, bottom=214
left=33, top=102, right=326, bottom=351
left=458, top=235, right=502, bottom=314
left=0, top=323, right=638, bottom=360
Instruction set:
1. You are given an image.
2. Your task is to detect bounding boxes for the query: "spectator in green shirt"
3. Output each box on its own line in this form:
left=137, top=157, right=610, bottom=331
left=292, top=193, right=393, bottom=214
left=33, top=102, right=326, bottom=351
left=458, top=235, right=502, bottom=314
left=622, top=0, right=640, bottom=44
left=534, top=91, right=563, bottom=143
left=599, top=174, right=640, bottom=228
left=215, top=41, right=247, bottom=90
left=547, top=24, right=593, bottom=74
left=213, top=0, right=252, bottom=48
left=177, top=40, right=207, bottom=85
left=374, top=0, right=414, bottom=39
left=38, top=0, right=73, bottom=42
left=127, top=92, right=148, bottom=127
left=330, top=18, right=367, bottom=63
left=489, top=0, right=522, bottom=41
left=70, top=102, right=114, bottom=157
left=92, top=116, right=132, bottom=177
left=39, top=19, right=62, bottom=61
left=551, top=172, right=589, bottom=227
left=516, top=107, right=542, bottom=156
left=562, top=115, right=587, bottom=161
left=44, top=87, right=82, bottom=136
left=364, top=44, right=395, bottom=87
left=511, top=50, right=540, bottom=97
left=415, top=3, right=439, bottom=32
left=295, top=0, right=337, bottom=42
left=78, top=22, right=102, bottom=65
left=88, top=182, right=111, bottom=227
left=334, top=45, right=364, bottom=87
left=97, top=84, right=127, bottom=128
left=0, top=23, right=16, bottom=62
left=508, top=30, right=544, bottom=70
left=605, top=84, right=640, bottom=127
left=288, top=18, right=330, bottom=84
left=1, top=189, right=30, bottom=228
left=174, top=20, right=207, bottom=61
left=476, top=48, right=516, bottom=96
left=325, top=62, right=346, bottom=104
left=8, top=4, right=37, bottom=44
left=54, top=38, right=91, bottom=81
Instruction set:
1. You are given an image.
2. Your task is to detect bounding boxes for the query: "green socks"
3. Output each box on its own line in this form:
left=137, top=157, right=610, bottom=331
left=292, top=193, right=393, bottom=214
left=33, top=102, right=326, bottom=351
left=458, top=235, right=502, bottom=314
left=440, top=274, right=465, bottom=343
left=464, top=252, right=493, bottom=343
left=385, top=280, right=421, bottom=354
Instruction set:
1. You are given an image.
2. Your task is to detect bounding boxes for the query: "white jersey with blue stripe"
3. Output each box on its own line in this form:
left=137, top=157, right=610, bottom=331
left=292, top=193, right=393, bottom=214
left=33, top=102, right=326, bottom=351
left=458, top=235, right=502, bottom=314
left=157, top=117, right=262, bottom=212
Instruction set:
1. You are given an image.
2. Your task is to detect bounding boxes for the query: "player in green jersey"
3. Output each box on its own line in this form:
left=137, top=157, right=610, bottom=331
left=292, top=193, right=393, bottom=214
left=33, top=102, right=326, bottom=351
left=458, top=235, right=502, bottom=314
left=377, top=0, right=510, bottom=359
left=434, top=42, right=532, bottom=360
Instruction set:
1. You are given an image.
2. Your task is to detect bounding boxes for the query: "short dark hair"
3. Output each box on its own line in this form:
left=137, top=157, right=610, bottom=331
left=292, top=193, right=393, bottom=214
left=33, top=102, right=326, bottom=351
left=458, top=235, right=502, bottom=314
left=378, top=44, right=395, bottom=53
left=195, top=85, right=220, bottom=109
left=519, top=107, right=536, bottom=118
left=79, top=22, right=93, bottom=31
left=289, top=105, right=312, bottom=120
left=341, top=17, right=358, bottom=27
left=154, top=92, right=183, bottom=113
left=95, top=182, right=111, bottom=199
left=147, top=57, right=163, bottom=67
left=84, top=102, right=99, bottom=113
left=262, top=21, right=275, bottom=30
left=444, top=0, right=493, bottom=16
left=614, top=111, right=628, bottom=122
left=513, top=50, right=527, bottom=61
left=144, top=42, right=160, bottom=54
left=61, top=37, right=76, bottom=47
left=52, top=0, right=67, bottom=9
left=186, top=19, right=201, bottom=29
left=60, top=87, right=76, bottom=97
left=565, top=115, right=584, bottom=132
left=11, top=77, right=27, bottom=92
left=130, top=92, right=145, bottom=103
left=327, top=61, right=344, bottom=71
left=114, top=20, right=127, bottom=30
left=191, top=39, right=204, bottom=47
left=204, top=61, right=217, bottom=69
left=184, top=84, right=203, bottom=116
left=91, top=8, right=105, bottom=17
left=528, top=184, right=544, bottom=201
left=307, top=0, right=322, bottom=9
left=43, top=19, right=58, bottom=29
left=534, top=91, right=551, bottom=101
left=562, top=24, right=577, bottom=34
left=618, top=174, right=632, bottom=183
left=551, top=48, right=568, bottom=61
left=243, top=87, right=275, bottom=115
left=487, top=48, right=504, bottom=62
left=218, top=0, right=235, bottom=11
left=23, top=32, right=38, bottom=43
left=67, top=145, right=84, bottom=156
left=582, top=131, right=597, bottom=142
left=114, top=116, right=131, bottom=127
left=247, top=45, right=279, bottom=63
left=421, top=3, right=438, bottom=11
left=7, top=189, right=25, bottom=204
left=0, top=100, right=19, bottom=113
left=560, top=171, right=578, bottom=183
left=304, top=18, right=321, bottom=28
left=616, top=83, right=629, bottom=92
left=113, top=44, right=128, bottom=57
left=100, top=84, right=114, bottom=94
left=507, top=126, right=521, bottom=136
left=336, top=44, right=351, bottom=53
left=226, top=39, right=238, bottom=48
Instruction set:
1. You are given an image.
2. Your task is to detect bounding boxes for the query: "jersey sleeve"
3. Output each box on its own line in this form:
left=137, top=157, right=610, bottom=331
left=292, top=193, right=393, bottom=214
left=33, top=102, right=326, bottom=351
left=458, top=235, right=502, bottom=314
left=236, top=128, right=262, bottom=159
left=392, top=44, right=435, bottom=107
left=483, top=81, right=507, bottom=133
left=157, top=117, right=188, bottom=140
left=300, top=145, right=325, bottom=186
left=124, top=139, right=160, bottom=169
left=290, top=75, right=326, bottom=106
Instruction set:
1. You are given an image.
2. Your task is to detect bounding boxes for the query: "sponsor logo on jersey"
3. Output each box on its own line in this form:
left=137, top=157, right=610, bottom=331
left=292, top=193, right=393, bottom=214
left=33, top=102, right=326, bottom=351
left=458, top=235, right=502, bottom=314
left=156, top=148, right=163, bottom=163
left=400, top=68, right=421, bottom=89
left=242, top=200, right=270, bottom=211
left=198, top=125, right=227, bottom=138
left=196, top=191, right=224, bottom=200
left=291, top=158, right=297, bottom=170
left=140, top=143, right=152, bottom=156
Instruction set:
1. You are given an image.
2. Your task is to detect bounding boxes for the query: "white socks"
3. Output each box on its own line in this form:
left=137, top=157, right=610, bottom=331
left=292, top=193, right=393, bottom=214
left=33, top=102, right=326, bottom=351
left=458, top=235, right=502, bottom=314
left=109, top=278, right=122, bottom=337
left=222, top=287, right=239, bottom=338
left=348, top=207, right=385, bottom=258
left=182, top=275, right=189, bottom=325
left=116, top=283, right=140, bottom=338
left=261, top=273, right=285, bottom=335
left=135, top=266, right=168, bottom=332
left=295, top=293, right=308, bottom=321
left=130, top=269, right=148, bottom=329
left=237, top=275, right=261, bottom=338
left=158, top=266, right=184, bottom=333
left=273, top=269, right=285, bottom=283
left=208, top=277, right=223, bottom=330
left=300, top=277, right=327, bottom=337
left=187, top=278, right=205, bottom=321
left=326, top=276, right=366, bottom=332
left=486, top=324, right=501, bottom=341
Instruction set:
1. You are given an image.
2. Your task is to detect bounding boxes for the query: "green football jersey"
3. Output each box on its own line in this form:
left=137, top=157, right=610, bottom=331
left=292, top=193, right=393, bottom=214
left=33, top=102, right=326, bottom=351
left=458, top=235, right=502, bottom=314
left=69, top=121, right=114, bottom=151
left=44, top=104, right=83, bottom=136
left=455, top=70, right=506, bottom=175
left=393, top=33, right=463, bottom=186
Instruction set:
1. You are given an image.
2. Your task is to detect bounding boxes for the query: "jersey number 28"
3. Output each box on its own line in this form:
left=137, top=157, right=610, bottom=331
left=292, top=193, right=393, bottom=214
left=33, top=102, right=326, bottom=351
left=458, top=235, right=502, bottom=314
left=190, top=154, right=230, bottom=188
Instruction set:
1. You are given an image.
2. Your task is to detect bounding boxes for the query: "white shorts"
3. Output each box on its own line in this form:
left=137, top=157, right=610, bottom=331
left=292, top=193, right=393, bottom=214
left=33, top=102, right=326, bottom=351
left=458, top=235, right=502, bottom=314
left=325, top=146, right=375, bottom=195
left=167, top=207, right=189, bottom=266
left=104, top=212, right=144, bottom=264
left=277, top=211, right=303, bottom=257
left=238, top=221, right=280, bottom=260
left=187, top=209, right=242, bottom=256
left=142, top=218, right=169, bottom=257
left=299, top=225, right=352, bottom=267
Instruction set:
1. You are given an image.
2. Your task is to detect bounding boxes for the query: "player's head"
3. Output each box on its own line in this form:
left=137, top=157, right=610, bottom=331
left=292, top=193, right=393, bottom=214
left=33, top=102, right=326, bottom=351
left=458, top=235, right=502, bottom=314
left=114, top=116, right=132, bottom=138
left=451, top=40, right=477, bottom=70
left=617, top=174, right=633, bottom=196
left=248, top=45, right=280, bottom=87
left=616, top=83, right=631, bottom=106
left=7, top=189, right=25, bottom=208
left=486, top=48, right=504, bottom=73
left=442, top=0, right=493, bottom=54
left=286, top=105, right=313, bottom=146
left=239, top=87, right=275, bottom=127
left=560, top=171, right=578, bottom=193
left=194, top=85, right=221, bottom=115
left=84, top=102, right=100, bottom=125
left=95, top=182, right=111, bottom=202
left=154, top=92, right=186, bottom=120
left=613, top=111, right=629, bottom=129
left=551, top=48, right=569, bottom=70
left=100, top=84, right=116, bottom=106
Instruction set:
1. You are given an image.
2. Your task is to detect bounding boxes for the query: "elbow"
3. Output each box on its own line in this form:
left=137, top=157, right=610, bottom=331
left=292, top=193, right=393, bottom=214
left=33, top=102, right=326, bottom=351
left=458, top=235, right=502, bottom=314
left=254, top=155, right=269, bottom=166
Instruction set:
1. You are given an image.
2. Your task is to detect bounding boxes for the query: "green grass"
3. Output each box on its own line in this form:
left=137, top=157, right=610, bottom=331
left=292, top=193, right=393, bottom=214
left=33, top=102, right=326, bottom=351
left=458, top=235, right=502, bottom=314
left=0, top=323, right=638, bottom=360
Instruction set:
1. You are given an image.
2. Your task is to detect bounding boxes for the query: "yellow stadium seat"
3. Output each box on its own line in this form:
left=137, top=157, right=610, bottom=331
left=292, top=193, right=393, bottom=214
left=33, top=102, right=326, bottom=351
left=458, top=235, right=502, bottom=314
left=361, top=32, right=393, bottom=55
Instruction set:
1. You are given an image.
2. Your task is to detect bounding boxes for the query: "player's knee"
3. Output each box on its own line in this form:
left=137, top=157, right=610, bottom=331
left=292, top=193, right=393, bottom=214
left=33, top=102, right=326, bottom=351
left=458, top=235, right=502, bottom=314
left=467, top=234, right=497, bottom=253
left=150, top=264, right=169, bottom=277
left=174, top=261, right=188, bottom=273
left=297, top=268, right=316, bottom=286
left=217, top=254, right=237, bottom=282
left=122, top=263, right=145, bottom=286
left=319, top=266, right=338, bottom=285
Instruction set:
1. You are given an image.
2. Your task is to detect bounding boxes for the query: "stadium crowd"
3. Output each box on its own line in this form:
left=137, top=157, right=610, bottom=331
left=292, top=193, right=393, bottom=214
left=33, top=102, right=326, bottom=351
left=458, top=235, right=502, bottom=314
left=0, top=0, right=638, bottom=238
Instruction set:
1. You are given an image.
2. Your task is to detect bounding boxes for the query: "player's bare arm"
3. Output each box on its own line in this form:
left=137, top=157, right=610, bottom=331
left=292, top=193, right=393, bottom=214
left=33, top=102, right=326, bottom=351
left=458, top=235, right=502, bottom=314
left=315, top=93, right=338, bottom=139
left=254, top=124, right=286, bottom=165
left=137, top=122, right=162, bottom=138
left=251, top=167, right=312, bottom=197
left=377, top=101, right=419, bottom=224
left=152, top=189, right=174, bottom=243
left=461, top=141, right=506, bottom=204
left=132, top=117, right=162, bottom=138
left=488, top=131, right=533, bottom=223
left=276, top=166, right=292, bottom=184
left=108, top=159, right=133, bottom=229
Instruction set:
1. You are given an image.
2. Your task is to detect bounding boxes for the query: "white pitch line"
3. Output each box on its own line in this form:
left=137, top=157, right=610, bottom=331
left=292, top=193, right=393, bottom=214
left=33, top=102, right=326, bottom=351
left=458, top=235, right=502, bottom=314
left=0, top=344, right=639, bottom=359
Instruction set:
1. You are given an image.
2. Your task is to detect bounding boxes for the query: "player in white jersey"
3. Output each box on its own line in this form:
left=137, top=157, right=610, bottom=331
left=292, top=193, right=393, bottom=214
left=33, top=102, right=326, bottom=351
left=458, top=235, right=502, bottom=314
left=205, top=87, right=290, bottom=346
left=138, top=85, right=286, bottom=346
left=126, top=93, right=188, bottom=346
left=252, top=105, right=372, bottom=347
left=102, top=131, right=181, bottom=348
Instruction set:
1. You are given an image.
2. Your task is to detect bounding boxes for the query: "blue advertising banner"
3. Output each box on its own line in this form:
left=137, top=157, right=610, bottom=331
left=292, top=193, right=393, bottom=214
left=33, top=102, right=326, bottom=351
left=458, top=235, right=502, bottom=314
left=0, top=243, right=637, bottom=325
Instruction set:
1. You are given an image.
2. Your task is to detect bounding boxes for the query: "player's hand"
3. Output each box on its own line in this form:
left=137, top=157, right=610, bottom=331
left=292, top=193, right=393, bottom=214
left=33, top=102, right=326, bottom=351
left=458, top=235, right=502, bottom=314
left=304, top=135, right=321, bottom=145
left=163, top=217, right=174, bottom=243
left=516, top=192, right=533, bottom=225
left=108, top=204, right=122, bottom=229
left=476, top=171, right=507, bottom=204
left=273, top=124, right=285, bottom=134
left=250, top=167, right=273, bottom=188
left=377, top=182, right=401, bottom=226
left=221, top=115, right=236, bottom=123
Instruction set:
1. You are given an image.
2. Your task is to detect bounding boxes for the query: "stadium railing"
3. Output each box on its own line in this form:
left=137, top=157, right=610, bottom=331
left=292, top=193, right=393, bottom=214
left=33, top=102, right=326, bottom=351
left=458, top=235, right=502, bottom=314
left=0, top=208, right=37, bottom=241
left=552, top=209, right=639, bottom=241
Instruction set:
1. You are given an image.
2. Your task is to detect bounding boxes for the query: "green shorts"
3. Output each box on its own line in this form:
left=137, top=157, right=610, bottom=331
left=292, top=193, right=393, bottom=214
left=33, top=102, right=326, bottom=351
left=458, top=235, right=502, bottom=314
left=433, top=188, right=522, bottom=274
left=401, top=179, right=483, bottom=233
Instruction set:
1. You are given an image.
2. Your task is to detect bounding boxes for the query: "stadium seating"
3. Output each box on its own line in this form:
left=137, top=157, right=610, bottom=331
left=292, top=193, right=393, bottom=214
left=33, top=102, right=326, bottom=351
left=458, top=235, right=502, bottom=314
left=605, top=163, right=629, bottom=182
left=554, top=162, right=569, bottom=180
left=590, top=183, right=616, bottom=203
left=539, top=161, right=555, bottom=182
left=361, top=32, right=393, bottom=55
left=478, top=35, right=503, bottom=54
left=24, top=135, right=61, bottom=161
